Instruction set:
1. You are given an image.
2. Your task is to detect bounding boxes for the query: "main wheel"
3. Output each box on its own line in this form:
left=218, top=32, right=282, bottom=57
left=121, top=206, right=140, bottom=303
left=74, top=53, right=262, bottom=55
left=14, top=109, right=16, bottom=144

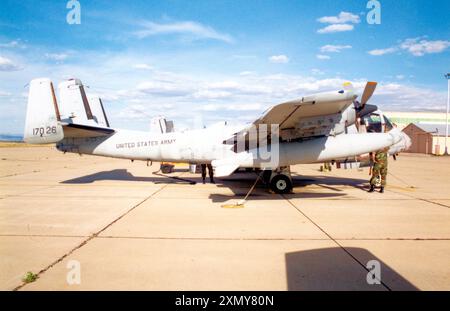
left=270, top=174, right=293, bottom=194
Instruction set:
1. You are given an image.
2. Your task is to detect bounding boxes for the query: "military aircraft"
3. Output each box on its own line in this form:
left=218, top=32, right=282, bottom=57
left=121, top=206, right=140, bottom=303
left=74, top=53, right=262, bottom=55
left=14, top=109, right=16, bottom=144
left=23, top=78, right=411, bottom=193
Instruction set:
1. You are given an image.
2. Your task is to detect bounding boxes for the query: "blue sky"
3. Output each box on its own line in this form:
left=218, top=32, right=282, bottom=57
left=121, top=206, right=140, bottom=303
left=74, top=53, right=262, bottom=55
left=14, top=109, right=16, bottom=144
left=0, top=0, right=449, bottom=134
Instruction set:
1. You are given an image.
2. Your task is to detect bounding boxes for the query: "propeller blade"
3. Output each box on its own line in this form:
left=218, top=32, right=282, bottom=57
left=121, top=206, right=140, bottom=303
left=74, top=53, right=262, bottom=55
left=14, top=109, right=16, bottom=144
left=360, top=81, right=377, bottom=105
left=358, top=104, right=378, bottom=118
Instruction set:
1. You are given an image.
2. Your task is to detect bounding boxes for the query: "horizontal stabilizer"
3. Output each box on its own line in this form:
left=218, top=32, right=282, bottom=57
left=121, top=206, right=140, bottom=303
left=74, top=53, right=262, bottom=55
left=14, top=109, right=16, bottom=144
left=62, top=123, right=115, bottom=138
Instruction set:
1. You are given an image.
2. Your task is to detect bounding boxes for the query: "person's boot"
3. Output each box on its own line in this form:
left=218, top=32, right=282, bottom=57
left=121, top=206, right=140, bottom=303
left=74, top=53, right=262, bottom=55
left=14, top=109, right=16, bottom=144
left=210, top=178, right=215, bottom=184
left=202, top=178, right=206, bottom=184
left=368, top=185, right=375, bottom=192
left=380, top=187, right=384, bottom=193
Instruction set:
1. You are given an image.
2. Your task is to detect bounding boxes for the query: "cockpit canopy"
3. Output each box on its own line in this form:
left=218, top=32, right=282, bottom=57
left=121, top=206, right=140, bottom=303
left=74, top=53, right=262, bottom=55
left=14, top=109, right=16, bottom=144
left=362, top=111, right=394, bottom=133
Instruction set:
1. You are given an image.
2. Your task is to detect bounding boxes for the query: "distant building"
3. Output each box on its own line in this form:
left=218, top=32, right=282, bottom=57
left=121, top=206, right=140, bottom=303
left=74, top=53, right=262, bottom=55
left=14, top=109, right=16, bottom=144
left=384, top=111, right=448, bottom=130
left=402, top=123, right=448, bottom=155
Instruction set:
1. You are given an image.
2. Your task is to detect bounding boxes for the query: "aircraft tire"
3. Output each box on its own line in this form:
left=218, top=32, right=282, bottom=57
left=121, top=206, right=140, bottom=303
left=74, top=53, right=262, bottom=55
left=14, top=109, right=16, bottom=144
left=270, top=174, right=292, bottom=194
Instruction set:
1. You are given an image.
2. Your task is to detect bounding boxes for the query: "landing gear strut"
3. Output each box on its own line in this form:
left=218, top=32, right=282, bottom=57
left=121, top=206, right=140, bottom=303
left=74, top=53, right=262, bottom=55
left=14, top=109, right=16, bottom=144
left=263, top=166, right=293, bottom=194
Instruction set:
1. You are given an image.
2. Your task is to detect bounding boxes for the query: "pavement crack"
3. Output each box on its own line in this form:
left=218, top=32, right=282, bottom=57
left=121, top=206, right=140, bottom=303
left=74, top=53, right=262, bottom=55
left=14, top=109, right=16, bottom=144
left=386, top=189, right=450, bottom=209
left=282, top=194, right=392, bottom=291
left=12, top=181, right=170, bottom=291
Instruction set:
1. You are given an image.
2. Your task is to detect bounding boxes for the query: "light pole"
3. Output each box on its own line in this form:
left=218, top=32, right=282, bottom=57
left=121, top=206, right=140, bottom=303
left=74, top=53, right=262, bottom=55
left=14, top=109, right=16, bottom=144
left=445, top=73, right=450, bottom=155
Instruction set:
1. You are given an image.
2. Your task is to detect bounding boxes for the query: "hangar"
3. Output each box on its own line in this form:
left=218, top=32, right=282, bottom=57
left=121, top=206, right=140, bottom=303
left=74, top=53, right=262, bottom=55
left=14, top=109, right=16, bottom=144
left=402, top=123, right=448, bottom=155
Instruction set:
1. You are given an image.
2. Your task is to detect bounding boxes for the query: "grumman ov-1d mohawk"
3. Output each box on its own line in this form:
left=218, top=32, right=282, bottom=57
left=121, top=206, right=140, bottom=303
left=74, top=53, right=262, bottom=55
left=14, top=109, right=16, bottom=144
left=24, top=78, right=411, bottom=194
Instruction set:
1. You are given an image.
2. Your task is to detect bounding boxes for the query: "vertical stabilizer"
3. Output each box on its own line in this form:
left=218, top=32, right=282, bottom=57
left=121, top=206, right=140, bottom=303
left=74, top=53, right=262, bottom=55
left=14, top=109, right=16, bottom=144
left=150, top=116, right=175, bottom=133
left=58, top=78, right=93, bottom=123
left=87, top=95, right=110, bottom=127
left=23, top=78, right=64, bottom=144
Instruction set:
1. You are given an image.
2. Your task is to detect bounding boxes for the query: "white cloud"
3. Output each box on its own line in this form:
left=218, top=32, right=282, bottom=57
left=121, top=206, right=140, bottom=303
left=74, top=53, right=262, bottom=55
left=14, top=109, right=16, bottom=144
left=133, top=63, right=153, bottom=70
left=320, top=44, right=352, bottom=53
left=0, top=90, right=11, bottom=96
left=1, top=48, right=446, bottom=134
left=205, top=80, right=270, bottom=96
left=316, top=54, right=331, bottom=60
left=227, top=103, right=262, bottom=111
left=136, top=81, right=194, bottom=97
left=317, top=24, right=354, bottom=34
left=239, top=71, right=255, bottom=76
left=200, top=103, right=262, bottom=112
left=400, top=38, right=450, bottom=56
left=45, top=53, right=69, bottom=61
left=0, top=40, right=23, bottom=48
left=368, top=38, right=450, bottom=57
left=134, top=20, right=234, bottom=43
left=317, top=12, right=360, bottom=24
left=269, top=54, right=289, bottom=63
left=374, top=82, right=446, bottom=111
left=316, top=11, right=359, bottom=34
left=0, top=56, right=22, bottom=71
left=201, top=104, right=262, bottom=112
left=368, top=47, right=398, bottom=56
left=200, top=103, right=221, bottom=111
left=311, top=68, right=324, bottom=75
left=192, top=90, right=232, bottom=100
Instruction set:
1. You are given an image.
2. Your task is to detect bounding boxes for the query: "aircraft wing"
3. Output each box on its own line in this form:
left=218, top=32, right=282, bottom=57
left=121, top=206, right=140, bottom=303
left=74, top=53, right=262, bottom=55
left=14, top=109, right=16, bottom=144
left=252, top=89, right=356, bottom=140
left=214, top=89, right=357, bottom=176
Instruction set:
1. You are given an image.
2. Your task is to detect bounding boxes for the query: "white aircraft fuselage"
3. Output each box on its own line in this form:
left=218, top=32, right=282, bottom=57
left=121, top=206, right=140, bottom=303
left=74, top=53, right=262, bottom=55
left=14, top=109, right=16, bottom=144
left=56, top=123, right=404, bottom=169
left=23, top=77, right=411, bottom=191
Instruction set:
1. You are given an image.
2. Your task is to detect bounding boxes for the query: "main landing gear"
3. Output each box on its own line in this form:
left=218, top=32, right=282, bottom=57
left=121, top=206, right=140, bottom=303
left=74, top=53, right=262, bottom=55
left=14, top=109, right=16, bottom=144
left=262, top=166, right=293, bottom=194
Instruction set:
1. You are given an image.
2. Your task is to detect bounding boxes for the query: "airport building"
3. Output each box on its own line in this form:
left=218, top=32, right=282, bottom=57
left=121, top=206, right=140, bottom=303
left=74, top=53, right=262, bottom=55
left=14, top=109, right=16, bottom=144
left=382, top=111, right=448, bottom=155
left=402, top=123, right=448, bottom=155
left=384, top=111, right=448, bottom=130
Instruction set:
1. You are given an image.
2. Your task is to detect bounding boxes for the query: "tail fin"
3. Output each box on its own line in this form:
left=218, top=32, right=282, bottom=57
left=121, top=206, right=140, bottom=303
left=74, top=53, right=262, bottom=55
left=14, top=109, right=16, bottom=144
left=57, top=78, right=94, bottom=123
left=23, top=78, right=64, bottom=144
left=87, top=95, right=110, bottom=127
left=150, top=116, right=175, bottom=133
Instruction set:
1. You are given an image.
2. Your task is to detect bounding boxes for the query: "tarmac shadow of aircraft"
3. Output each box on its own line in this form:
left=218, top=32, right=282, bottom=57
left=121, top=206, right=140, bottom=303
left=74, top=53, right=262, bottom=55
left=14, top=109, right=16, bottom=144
left=62, top=169, right=368, bottom=201
left=61, top=169, right=195, bottom=184
left=285, top=247, right=418, bottom=290
left=209, top=173, right=367, bottom=202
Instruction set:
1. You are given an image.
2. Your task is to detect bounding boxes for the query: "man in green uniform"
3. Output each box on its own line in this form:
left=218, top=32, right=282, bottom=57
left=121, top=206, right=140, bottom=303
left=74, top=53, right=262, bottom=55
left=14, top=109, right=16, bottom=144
left=369, top=147, right=388, bottom=193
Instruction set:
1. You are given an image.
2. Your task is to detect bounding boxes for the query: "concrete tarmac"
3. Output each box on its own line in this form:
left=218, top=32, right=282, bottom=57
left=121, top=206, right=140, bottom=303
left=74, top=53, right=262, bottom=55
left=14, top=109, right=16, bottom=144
left=1, top=145, right=449, bottom=290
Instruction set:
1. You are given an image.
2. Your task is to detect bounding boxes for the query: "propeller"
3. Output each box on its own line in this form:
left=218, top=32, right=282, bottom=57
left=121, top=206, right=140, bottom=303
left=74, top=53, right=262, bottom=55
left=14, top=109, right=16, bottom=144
left=351, top=81, right=378, bottom=132
left=360, top=81, right=377, bottom=107
left=354, top=81, right=377, bottom=112
left=353, top=81, right=377, bottom=114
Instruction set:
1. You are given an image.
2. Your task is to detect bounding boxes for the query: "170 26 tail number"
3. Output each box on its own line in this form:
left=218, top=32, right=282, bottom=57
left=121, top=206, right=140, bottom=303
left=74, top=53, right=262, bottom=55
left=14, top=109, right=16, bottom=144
left=33, top=126, right=57, bottom=137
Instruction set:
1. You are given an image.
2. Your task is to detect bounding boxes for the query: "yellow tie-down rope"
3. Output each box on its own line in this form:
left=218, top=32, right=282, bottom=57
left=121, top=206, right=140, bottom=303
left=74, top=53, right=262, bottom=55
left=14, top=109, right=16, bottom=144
left=221, top=172, right=262, bottom=208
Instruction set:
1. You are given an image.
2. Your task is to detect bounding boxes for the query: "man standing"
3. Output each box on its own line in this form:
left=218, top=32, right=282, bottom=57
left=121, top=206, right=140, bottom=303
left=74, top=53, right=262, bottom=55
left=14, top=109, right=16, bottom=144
left=369, top=148, right=388, bottom=193
left=201, top=163, right=215, bottom=184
